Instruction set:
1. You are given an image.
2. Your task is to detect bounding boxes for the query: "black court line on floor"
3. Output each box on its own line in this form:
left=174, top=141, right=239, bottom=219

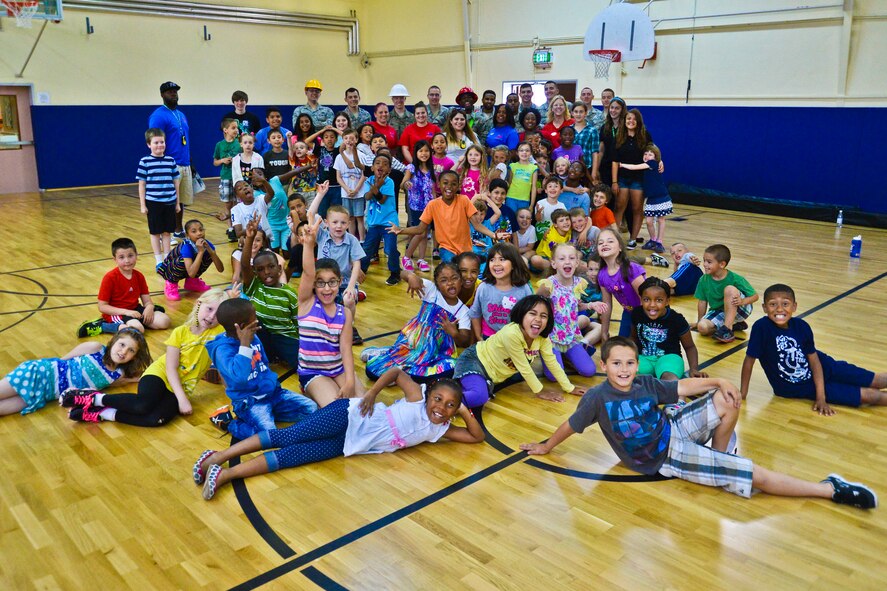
left=0, top=274, right=48, bottom=334
left=300, top=566, right=349, bottom=590
left=0, top=257, right=109, bottom=275
left=228, top=450, right=528, bottom=591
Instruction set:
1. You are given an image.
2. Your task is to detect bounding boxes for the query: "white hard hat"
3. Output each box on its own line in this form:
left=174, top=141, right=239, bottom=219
left=389, top=83, right=410, bottom=98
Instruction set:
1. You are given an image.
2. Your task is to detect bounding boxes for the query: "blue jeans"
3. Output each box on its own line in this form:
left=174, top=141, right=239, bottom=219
left=361, top=225, right=400, bottom=274
left=317, top=185, right=342, bottom=219
left=228, top=387, right=318, bottom=440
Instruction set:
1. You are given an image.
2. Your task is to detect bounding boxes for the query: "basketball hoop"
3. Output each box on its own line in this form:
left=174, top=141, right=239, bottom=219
left=3, top=0, right=39, bottom=28
left=588, top=49, right=622, bottom=79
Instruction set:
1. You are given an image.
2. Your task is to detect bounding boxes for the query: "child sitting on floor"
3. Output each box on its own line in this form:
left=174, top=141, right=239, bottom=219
left=205, top=298, right=317, bottom=438
left=521, top=337, right=878, bottom=510
left=741, top=283, right=887, bottom=415
left=693, top=244, right=758, bottom=344
left=77, top=238, right=171, bottom=337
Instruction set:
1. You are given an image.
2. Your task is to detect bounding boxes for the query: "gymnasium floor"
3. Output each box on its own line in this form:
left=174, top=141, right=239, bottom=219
left=1, top=184, right=886, bottom=590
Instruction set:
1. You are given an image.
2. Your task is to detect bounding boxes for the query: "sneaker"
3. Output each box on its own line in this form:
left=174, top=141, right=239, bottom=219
left=370, top=256, right=380, bottom=264
left=352, top=327, right=364, bottom=346
left=59, top=388, right=96, bottom=408
left=184, top=277, right=211, bottom=293
left=385, top=273, right=400, bottom=286
left=626, top=239, right=638, bottom=250
left=823, top=474, right=878, bottom=509
left=209, top=405, right=234, bottom=432
left=641, top=239, right=657, bottom=250
left=416, top=259, right=431, bottom=272
left=732, top=320, right=749, bottom=332
left=76, top=318, right=104, bottom=338
left=650, top=253, right=670, bottom=268
left=652, top=241, right=666, bottom=253
left=432, top=249, right=440, bottom=260
left=173, top=230, right=186, bottom=239
left=357, top=289, right=367, bottom=302
left=193, top=450, right=216, bottom=485
left=226, top=227, right=238, bottom=242
left=360, top=346, right=387, bottom=362
left=401, top=256, right=415, bottom=271
left=713, top=325, right=735, bottom=343
left=202, top=464, right=223, bottom=500
left=69, top=406, right=103, bottom=423
left=164, top=281, right=181, bottom=301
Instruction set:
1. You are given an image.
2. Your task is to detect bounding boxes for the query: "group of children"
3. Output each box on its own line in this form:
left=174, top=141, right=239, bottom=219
left=2, top=89, right=884, bottom=513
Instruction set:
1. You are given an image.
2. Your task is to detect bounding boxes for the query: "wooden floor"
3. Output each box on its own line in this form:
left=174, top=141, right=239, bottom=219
left=1, top=184, right=886, bottom=590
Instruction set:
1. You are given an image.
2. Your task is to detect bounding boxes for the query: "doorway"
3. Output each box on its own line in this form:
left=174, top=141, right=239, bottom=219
left=0, top=85, right=39, bottom=194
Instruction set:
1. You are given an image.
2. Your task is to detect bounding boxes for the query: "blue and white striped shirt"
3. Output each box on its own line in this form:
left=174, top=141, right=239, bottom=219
left=136, top=155, right=180, bottom=202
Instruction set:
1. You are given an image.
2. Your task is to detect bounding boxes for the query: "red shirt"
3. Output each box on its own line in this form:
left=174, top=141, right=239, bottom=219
left=370, top=122, right=398, bottom=151
left=541, top=118, right=575, bottom=150
left=399, top=123, right=442, bottom=153
left=98, top=267, right=149, bottom=321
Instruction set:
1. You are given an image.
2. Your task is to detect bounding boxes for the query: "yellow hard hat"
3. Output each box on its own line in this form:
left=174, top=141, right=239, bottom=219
left=305, top=79, right=323, bottom=91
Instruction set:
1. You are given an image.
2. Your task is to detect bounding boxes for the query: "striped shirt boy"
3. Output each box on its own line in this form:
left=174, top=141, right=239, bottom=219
left=244, top=279, right=299, bottom=340
left=136, top=155, right=180, bottom=202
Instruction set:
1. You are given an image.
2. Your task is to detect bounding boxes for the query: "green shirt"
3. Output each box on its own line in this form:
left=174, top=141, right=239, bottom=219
left=388, top=109, right=415, bottom=140
left=244, top=278, right=300, bottom=339
left=214, top=139, right=242, bottom=181
left=694, top=270, right=756, bottom=311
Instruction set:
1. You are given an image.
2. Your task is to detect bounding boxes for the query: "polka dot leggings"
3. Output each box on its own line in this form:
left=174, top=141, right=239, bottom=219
left=259, top=398, right=350, bottom=472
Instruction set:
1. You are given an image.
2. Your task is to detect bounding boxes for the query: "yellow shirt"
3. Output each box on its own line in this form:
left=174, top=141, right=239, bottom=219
left=142, top=324, right=224, bottom=395
left=535, top=226, right=571, bottom=258
left=476, top=323, right=574, bottom=394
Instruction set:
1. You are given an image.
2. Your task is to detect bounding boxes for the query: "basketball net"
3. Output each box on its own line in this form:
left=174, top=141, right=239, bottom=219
left=589, top=50, right=622, bottom=79
left=3, top=0, right=39, bottom=27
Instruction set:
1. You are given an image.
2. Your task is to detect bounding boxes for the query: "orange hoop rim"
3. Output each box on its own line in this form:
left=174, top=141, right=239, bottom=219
left=588, top=49, right=622, bottom=63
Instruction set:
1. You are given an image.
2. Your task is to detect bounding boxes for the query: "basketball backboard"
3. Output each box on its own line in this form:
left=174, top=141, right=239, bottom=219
left=584, top=2, right=655, bottom=62
left=2, top=0, right=63, bottom=22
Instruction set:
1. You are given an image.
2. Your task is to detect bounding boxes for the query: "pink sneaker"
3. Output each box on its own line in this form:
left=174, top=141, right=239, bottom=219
left=184, top=277, right=211, bottom=292
left=416, top=259, right=431, bottom=272
left=164, top=281, right=181, bottom=301
left=401, top=256, right=414, bottom=272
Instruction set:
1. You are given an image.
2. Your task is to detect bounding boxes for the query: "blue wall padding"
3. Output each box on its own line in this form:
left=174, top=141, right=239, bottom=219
left=30, top=104, right=885, bottom=214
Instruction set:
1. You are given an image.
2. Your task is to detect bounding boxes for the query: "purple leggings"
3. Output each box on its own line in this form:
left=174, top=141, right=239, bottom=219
left=459, top=374, right=493, bottom=408
left=543, top=343, right=597, bottom=382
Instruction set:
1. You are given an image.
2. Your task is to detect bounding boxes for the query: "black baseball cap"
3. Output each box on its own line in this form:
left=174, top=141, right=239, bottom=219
left=160, top=81, right=181, bottom=93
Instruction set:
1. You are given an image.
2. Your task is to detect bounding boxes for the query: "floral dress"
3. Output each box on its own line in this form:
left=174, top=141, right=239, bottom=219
left=406, top=165, right=435, bottom=213
left=547, top=276, right=585, bottom=351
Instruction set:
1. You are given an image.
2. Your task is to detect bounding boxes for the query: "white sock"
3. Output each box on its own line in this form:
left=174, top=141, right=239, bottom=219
left=100, top=408, right=117, bottom=422
left=94, top=393, right=105, bottom=406
left=155, top=254, right=164, bottom=265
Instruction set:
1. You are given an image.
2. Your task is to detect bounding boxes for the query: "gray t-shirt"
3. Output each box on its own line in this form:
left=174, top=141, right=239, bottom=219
left=468, top=282, right=533, bottom=337
left=316, top=226, right=366, bottom=283
left=568, top=375, right=679, bottom=475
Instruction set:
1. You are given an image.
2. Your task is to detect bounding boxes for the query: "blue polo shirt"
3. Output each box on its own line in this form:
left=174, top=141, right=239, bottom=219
left=364, top=176, right=397, bottom=228
left=148, top=106, right=191, bottom=166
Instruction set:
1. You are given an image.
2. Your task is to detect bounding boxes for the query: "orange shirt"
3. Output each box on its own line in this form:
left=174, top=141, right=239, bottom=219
left=590, top=206, right=616, bottom=229
left=419, top=194, right=477, bottom=255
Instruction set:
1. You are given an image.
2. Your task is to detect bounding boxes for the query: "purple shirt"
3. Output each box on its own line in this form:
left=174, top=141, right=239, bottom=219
left=551, top=144, right=583, bottom=163
left=597, top=262, right=645, bottom=309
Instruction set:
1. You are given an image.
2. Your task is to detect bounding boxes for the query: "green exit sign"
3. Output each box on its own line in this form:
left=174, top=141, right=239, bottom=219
left=533, top=48, right=553, bottom=68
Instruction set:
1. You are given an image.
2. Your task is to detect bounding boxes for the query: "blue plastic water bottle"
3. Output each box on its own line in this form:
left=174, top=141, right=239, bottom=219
left=850, top=235, right=862, bottom=258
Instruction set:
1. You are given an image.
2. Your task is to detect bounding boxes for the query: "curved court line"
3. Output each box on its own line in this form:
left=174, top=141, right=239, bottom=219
left=0, top=257, right=108, bottom=275
left=475, top=406, right=665, bottom=483
left=0, top=274, right=48, bottom=334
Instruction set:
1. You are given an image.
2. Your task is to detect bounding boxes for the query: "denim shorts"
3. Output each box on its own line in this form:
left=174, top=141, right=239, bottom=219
left=618, top=178, right=644, bottom=191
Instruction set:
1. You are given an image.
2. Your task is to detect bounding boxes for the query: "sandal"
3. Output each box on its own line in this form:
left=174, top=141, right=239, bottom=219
left=193, top=450, right=216, bottom=485
left=202, top=464, right=223, bottom=500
